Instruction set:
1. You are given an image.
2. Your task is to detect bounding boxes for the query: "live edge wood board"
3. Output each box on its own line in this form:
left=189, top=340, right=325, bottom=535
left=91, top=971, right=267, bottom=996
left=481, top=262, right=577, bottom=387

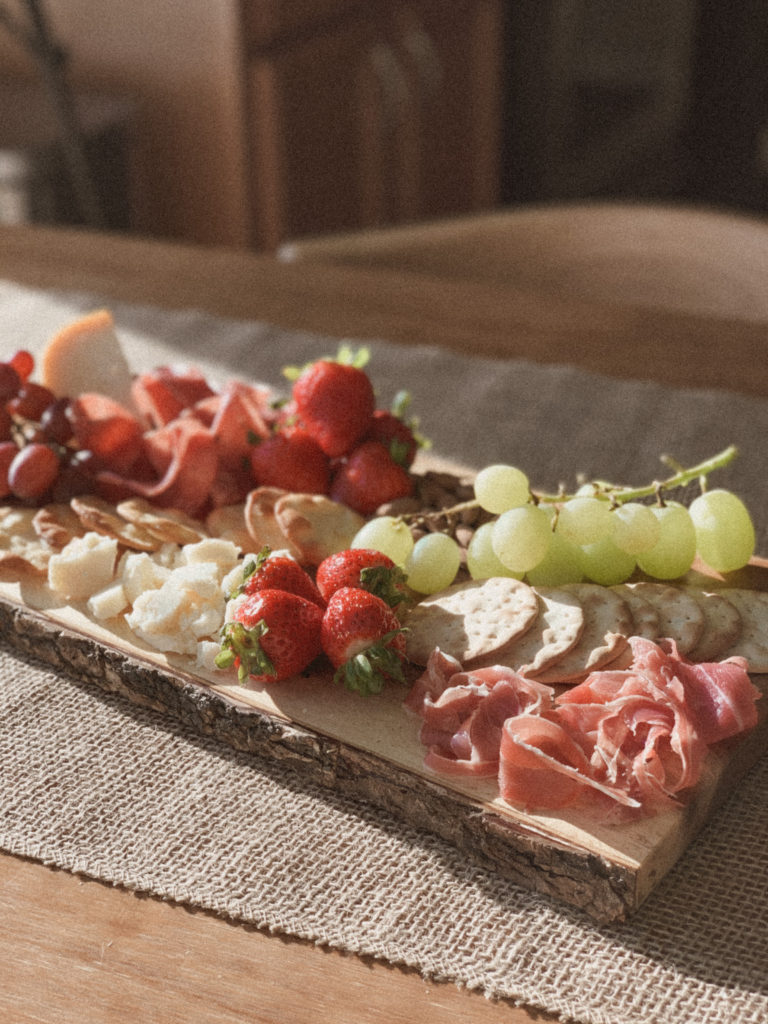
left=1, top=572, right=766, bottom=924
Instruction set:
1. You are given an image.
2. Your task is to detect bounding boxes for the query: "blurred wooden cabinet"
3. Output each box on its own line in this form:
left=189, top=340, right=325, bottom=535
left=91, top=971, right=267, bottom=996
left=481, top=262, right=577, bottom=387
left=241, top=0, right=505, bottom=249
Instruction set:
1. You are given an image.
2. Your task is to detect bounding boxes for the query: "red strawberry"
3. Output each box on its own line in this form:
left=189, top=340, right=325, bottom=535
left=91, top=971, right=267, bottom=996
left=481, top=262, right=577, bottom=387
left=291, top=359, right=375, bottom=457
left=364, top=409, right=419, bottom=467
left=216, top=588, right=323, bottom=683
left=321, top=587, right=407, bottom=696
left=250, top=429, right=331, bottom=494
left=315, top=548, right=407, bottom=608
left=232, top=546, right=325, bottom=607
left=330, top=440, right=413, bottom=515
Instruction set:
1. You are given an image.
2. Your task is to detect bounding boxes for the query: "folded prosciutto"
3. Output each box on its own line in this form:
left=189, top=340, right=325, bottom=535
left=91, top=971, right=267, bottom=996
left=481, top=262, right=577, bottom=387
left=406, top=637, right=761, bottom=818
left=405, top=650, right=555, bottom=777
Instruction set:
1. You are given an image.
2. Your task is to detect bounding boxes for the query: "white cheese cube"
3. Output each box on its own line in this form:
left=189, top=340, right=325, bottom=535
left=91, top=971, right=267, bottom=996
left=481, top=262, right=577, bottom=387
left=87, top=581, right=128, bottom=620
left=48, top=532, right=118, bottom=600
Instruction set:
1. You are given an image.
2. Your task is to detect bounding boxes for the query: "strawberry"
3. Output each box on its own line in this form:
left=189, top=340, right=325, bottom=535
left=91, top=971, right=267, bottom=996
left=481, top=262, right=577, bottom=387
left=365, top=409, right=419, bottom=467
left=216, top=588, right=323, bottom=683
left=315, top=548, right=407, bottom=608
left=291, top=359, right=375, bottom=457
left=249, top=429, right=331, bottom=494
left=321, top=587, right=407, bottom=696
left=330, top=440, right=413, bottom=515
left=232, top=546, right=325, bottom=607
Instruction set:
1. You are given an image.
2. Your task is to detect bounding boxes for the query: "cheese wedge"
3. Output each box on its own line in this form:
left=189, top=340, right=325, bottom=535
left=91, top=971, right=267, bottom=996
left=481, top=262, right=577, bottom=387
left=39, top=309, right=135, bottom=409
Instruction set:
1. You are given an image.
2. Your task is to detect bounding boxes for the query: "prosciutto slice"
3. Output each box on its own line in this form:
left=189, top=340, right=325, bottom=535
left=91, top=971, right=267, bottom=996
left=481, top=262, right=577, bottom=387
left=498, top=714, right=640, bottom=811
left=407, top=650, right=554, bottom=777
left=406, top=636, right=761, bottom=818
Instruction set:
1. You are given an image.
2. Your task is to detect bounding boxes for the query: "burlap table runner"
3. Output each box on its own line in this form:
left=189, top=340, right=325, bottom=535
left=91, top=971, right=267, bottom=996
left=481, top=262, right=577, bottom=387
left=1, top=281, right=767, bottom=1024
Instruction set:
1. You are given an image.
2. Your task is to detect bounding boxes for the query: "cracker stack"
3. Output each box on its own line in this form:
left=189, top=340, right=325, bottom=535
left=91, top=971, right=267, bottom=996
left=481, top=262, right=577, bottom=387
left=403, top=577, right=768, bottom=682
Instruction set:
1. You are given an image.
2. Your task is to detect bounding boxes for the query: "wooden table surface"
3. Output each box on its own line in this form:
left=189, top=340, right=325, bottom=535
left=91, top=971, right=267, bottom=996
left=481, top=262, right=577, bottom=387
left=1, top=218, right=766, bottom=1024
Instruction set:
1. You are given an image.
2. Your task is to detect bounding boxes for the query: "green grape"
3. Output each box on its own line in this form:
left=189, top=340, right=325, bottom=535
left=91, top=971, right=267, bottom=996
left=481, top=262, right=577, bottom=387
left=492, top=504, right=552, bottom=573
left=473, top=464, right=530, bottom=514
left=466, top=522, right=523, bottom=580
left=688, top=488, right=756, bottom=573
left=555, top=496, right=614, bottom=545
left=405, top=533, right=462, bottom=594
left=581, top=535, right=636, bottom=586
left=575, top=482, right=599, bottom=497
left=611, top=502, right=662, bottom=555
left=351, top=515, right=414, bottom=567
left=526, top=529, right=585, bottom=586
left=636, top=502, right=697, bottom=579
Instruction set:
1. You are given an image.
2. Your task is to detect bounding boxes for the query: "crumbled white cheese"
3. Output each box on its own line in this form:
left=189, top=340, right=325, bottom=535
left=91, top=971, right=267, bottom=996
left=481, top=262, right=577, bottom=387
left=119, top=551, right=172, bottom=605
left=48, top=532, right=119, bottom=601
left=195, top=639, right=222, bottom=673
left=125, top=561, right=226, bottom=655
left=180, top=537, right=241, bottom=570
left=87, top=581, right=128, bottom=620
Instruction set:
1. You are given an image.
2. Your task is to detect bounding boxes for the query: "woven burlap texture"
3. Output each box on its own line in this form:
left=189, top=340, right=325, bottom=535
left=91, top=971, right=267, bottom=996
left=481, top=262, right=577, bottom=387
left=1, top=648, right=766, bottom=1024
left=1, top=281, right=767, bottom=1023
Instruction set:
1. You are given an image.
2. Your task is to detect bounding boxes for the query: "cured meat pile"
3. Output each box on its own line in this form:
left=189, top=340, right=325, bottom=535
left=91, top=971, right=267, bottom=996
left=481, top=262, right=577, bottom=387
left=69, top=367, right=274, bottom=518
left=405, top=638, right=761, bottom=817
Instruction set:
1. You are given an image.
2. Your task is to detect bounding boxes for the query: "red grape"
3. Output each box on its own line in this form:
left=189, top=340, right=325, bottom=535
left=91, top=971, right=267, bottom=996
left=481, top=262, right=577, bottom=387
left=39, top=397, right=74, bottom=444
left=9, top=349, right=34, bottom=382
left=0, top=406, right=13, bottom=442
left=8, top=443, right=60, bottom=500
left=0, top=441, right=18, bottom=498
left=0, top=362, right=21, bottom=402
left=8, top=382, right=56, bottom=422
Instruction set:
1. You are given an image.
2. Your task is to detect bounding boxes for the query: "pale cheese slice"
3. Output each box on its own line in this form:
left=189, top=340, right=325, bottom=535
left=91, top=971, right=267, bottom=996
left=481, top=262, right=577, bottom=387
left=39, top=309, right=135, bottom=410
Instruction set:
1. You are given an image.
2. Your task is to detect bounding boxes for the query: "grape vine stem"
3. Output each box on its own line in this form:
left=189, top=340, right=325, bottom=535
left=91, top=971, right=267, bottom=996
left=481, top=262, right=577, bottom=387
left=404, top=444, right=738, bottom=523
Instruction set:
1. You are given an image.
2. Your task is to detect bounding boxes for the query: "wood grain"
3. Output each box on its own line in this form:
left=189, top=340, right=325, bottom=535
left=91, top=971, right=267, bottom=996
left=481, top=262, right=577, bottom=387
left=3, top=851, right=562, bottom=1024
left=1, top=224, right=767, bottom=398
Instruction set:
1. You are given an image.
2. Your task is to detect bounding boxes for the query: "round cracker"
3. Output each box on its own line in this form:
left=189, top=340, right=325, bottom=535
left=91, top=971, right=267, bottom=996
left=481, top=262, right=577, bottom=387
left=531, top=583, right=633, bottom=684
left=684, top=589, right=743, bottom=663
left=716, top=588, right=768, bottom=672
left=611, top=583, right=660, bottom=640
left=404, top=576, right=539, bottom=666
left=623, top=581, right=705, bottom=654
left=116, top=496, right=207, bottom=546
left=206, top=502, right=254, bottom=551
left=0, top=506, right=52, bottom=574
left=32, top=503, right=86, bottom=551
left=473, top=586, right=585, bottom=675
left=274, top=493, right=365, bottom=565
left=70, top=494, right=159, bottom=552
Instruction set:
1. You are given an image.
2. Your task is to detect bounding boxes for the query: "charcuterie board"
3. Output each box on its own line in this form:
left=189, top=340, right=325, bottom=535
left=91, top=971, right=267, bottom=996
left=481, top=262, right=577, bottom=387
left=1, top=563, right=766, bottom=923
left=1, top=324, right=767, bottom=923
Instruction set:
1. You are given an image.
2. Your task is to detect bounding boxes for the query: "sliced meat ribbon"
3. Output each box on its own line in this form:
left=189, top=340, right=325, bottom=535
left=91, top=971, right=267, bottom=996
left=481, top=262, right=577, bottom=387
left=407, top=651, right=554, bottom=777
left=96, top=418, right=218, bottom=518
left=498, top=715, right=640, bottom=811
left=209, top=380, right=272, bottom=470
left=403, top=647, right=463, bottom=714
left=408, top=638, right=761, bottom=817
left=556, top=693, right=704, bottom=807
left=132, top=366, right=215, bottom=428
left=67, top=393, right=145, bottom=475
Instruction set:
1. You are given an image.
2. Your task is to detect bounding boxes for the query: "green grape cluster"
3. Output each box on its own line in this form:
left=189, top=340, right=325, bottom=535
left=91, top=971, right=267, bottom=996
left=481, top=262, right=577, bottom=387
left=350, top=446, right=756, bottom=595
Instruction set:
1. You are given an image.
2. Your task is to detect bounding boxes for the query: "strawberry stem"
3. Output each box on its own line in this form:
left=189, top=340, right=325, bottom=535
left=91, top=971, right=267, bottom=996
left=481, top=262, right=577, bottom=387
left=230, top=546, right=271, bottom=598
left=215, top=619, right=275, bottom=682
left=359, top=564, right=410, bottom=608
left=333, top=631, right=407, bottom=696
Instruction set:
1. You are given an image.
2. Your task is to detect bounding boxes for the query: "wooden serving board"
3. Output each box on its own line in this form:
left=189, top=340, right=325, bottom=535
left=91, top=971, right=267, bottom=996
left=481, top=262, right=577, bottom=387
left=1, top=569, right=766, bottom=923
